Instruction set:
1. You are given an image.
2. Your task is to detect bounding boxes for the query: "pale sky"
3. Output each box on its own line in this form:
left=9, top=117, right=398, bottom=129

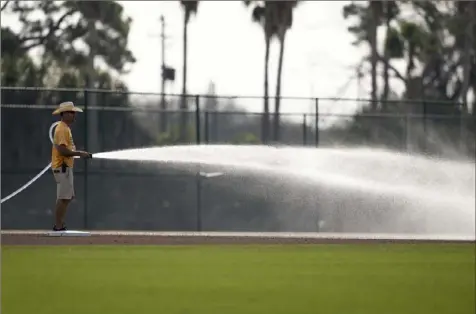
left=120, top=0, right=366, bottom=116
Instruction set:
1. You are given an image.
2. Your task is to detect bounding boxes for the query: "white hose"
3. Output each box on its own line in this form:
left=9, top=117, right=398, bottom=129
left=1, top=122, right=61, bottom=204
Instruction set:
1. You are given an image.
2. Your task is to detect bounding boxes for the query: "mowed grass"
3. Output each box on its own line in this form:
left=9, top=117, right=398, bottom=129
left=1, top=244, right=474, bottom=314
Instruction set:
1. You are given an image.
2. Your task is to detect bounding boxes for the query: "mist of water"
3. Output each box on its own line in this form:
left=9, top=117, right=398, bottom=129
left=94, top=145, right=475, bottom=236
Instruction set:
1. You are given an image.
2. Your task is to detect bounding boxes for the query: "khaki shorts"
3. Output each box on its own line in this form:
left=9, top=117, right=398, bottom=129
left=52, top=167, right=75, bottom=200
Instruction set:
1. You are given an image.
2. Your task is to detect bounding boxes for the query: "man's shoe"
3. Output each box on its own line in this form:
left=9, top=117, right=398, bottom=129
left=52, top=225, right=67, bottom=231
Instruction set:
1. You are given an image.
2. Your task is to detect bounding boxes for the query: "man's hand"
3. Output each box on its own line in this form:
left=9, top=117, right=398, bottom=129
left=77, top=151, right=92, bottom=159
left=55, top=145, right=92, bottom=158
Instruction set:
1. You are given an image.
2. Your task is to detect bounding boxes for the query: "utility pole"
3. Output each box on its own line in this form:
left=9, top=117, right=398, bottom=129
left=356, top=63, right=363, bottom=100
left=160, top=15, right=166, bottom=133
left=149, top=15, right=175, bottom=133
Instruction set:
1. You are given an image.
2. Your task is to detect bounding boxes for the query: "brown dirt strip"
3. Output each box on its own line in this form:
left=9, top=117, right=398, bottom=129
left=1, top=231, right=474, bottom=246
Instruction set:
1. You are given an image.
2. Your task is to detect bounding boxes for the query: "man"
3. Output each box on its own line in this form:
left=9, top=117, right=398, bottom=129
left=51, top=101, right=92, bottom=231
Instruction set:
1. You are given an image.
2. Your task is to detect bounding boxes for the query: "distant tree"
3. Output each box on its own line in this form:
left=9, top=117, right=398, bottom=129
left=179, top=1, right=199, bottom=142
left=343, top=1, right=476, bottom=110
left=270, top=0, right=298, bottom=142
left=244, top=1, right=278, bottom=143
left=1, top=0, right=11, bottom=12
left=0, top=26, right=28, bottom=58
left=1, top=0, right=135, bottom=110
left=343, top=1, right=383, bottom=111
left=0, top=27, right=40, bottom=86
left=455, top=1, right=475, bottom=113
left=381, top=1, right=400, bottom=105
left=204, top=81, right=218, bottom=112
left=340, top=1, right=475, bottom=156
left=0, top=54, right=40, bottom=87
left=204, top=81, right=219, bottom=142
left=7, top=0, right=136, bottom=76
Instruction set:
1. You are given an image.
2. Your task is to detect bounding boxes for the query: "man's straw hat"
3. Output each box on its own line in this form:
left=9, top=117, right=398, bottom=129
left=52, top=101, right=84, bottom=115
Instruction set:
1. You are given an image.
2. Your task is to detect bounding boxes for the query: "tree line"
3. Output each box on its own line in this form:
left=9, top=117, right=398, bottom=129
left=344, top=1, right=475, bottom=109
left=1, top=0, right=134, bottom=89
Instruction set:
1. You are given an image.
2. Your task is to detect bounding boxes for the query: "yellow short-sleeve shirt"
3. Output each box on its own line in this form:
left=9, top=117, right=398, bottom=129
left=51, top=121, right=76, bottom=169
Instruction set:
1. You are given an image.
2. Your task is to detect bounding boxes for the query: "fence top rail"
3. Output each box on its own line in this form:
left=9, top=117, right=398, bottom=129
left=0, top=104, right=468, bottom=119
left=0, top=86, right=463, bottom=106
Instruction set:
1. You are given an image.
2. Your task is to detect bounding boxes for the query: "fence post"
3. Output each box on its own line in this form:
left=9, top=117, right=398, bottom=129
left=314, top=98, right=319, bottom=147
left=302, top=114, right=307, bottom=145
left=195, top=96, right=203, bottom=231
left=405, top=113, right=410, bottom=152
left=83, top=89, right=89, bottom=229
left=196, top=173, right=202, bottom=232
left=195, top=95, right=201, bottom=145
left=459, top=110, right=467, bottom=155
left=405, top=101, right=412, bottom=153
left=204, top=111, right=209, bottom=144
left=422, top=100, right=427, bottom=153
left=160, top=92, right=167, bottom=133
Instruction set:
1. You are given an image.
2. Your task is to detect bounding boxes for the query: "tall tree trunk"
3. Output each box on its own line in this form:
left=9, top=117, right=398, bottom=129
left=473, top=96, right=476, bottom=118
left=37, top=54, right=52, bottom=107
left=461, top=2, right=474, bottom=114
left=369, top=2, right=378, bottom=111
left=262, top=35, right=270, bottom=144
left=460, top=2, right=474, bottom=153
left=180, top=18, right=188, bottom=142
left=274, top=31, right=286, bottom=143
left=0, top=0, right=10, bottom=12
left=382, top=2, right=391, bottom=109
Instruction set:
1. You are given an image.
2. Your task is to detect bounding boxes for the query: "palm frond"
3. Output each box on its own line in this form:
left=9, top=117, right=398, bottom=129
left=180, top=1, right=199, bottom=23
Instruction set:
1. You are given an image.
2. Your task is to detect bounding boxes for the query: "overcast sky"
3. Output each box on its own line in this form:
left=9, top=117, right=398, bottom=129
left=119, top=0, right=367, bottom=116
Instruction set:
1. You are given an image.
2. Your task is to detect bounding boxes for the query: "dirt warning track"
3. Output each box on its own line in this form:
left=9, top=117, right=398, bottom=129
left=1, top=230, right=474, bottom=245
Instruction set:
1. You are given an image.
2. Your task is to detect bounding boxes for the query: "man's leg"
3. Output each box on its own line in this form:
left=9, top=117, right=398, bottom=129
left=53, top=168, right=74, bottom=230
left=54, top=199, right=71, bottom=229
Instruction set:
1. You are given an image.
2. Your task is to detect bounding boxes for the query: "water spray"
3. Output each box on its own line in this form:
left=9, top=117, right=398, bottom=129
left=1, top=122, right=91, bottom=204
left=2, top=122, right=473, bottom=236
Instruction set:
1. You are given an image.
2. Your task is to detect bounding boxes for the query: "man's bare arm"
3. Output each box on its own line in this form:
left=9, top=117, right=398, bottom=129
left=55, top=144, right=80, bottom=157
left=55, top=144, right=90, bottom=158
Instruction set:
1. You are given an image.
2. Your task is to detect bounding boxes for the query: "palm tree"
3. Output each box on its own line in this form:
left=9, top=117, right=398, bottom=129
left=271, top=1, right=298, bottom=142
left=382, top=1, right=400, bottom=106
left=398, top=21, right=427, bottom=95
left=343, top=1, right=383, bottom=111
left=180, top=1, right=199, bottom=141
left=368, top=1, right=382, bottom=111
left=458, top=1, right=475, bottom=114
left=244, top=1, right=277, bottom=144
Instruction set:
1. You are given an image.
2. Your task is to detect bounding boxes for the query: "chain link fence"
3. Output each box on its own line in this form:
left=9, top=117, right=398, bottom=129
left=1, top=87, right=474, bottom=231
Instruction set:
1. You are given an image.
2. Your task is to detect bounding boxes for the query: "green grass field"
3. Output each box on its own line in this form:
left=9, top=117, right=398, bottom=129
left=2, top=244, right=474, bottom=314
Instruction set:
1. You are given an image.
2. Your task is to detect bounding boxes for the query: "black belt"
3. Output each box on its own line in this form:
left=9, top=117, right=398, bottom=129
left=53, top=164, right=69, bottom=173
